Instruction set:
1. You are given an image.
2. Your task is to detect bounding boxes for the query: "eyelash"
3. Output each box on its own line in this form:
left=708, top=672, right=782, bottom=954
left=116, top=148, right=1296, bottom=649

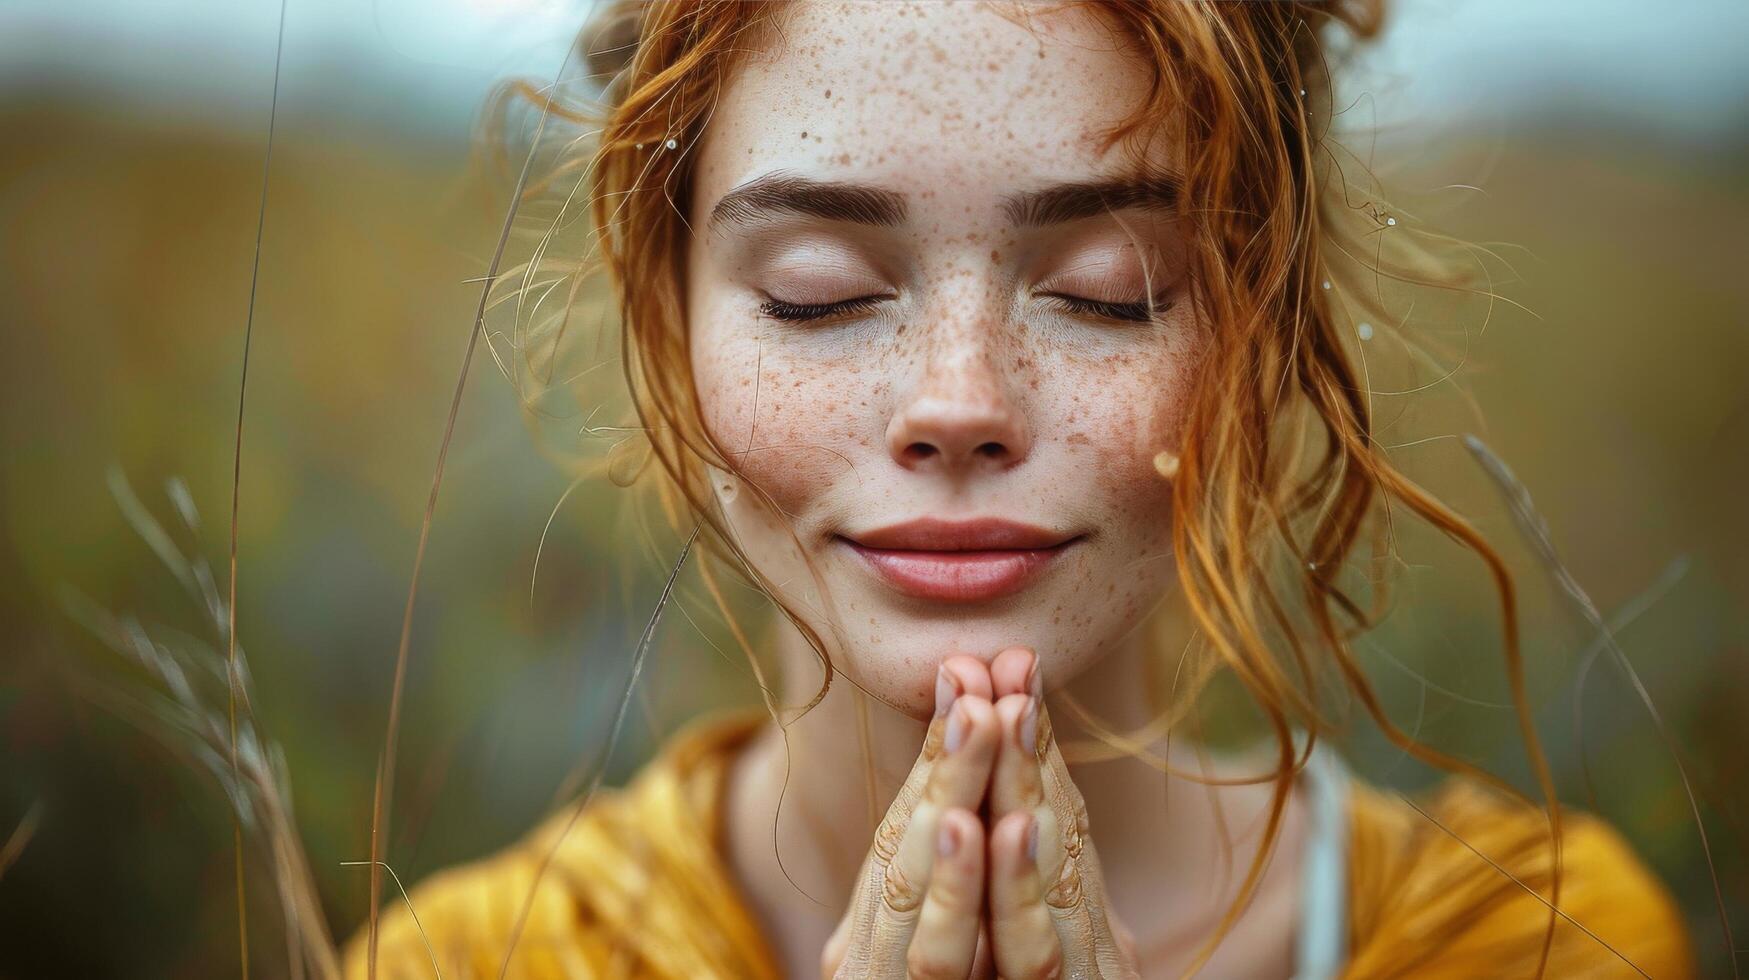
left=1047, top=294, right=1171, bottom=323
left=758, top=296, right=887, bottom=322
left=757, top=294, right=1173, bottom=324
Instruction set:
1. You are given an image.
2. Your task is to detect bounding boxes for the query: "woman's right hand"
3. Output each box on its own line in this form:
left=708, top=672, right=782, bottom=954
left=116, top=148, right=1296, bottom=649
left=820, top=655, right=1001, bottom=979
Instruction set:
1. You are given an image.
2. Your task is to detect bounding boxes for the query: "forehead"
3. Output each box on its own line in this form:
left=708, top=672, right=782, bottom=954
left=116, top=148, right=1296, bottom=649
left=690, top=0, right=1160, bottom=221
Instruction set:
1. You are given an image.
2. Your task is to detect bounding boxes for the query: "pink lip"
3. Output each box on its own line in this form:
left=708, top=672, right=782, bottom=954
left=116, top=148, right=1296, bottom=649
left=839, top=518, right=1082, bottom=603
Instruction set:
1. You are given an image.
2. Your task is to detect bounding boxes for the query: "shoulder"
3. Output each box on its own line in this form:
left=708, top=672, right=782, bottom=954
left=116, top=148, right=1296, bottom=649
left=340, top=709, right=774, bottom=980
left=1341, top=776, right=1694, bottom=979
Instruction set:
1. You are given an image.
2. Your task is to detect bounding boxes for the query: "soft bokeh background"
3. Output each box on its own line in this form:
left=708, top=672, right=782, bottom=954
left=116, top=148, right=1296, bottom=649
left=1, top=1, right=1745, bottom=976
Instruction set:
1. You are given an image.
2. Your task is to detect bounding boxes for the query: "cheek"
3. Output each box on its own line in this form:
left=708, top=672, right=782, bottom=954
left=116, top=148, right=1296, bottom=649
left=693, top=323, right=872, bottom=520
left=1070, top=337, right=1201, bottom=522
left=1040, top=342, right=1196, bottom=681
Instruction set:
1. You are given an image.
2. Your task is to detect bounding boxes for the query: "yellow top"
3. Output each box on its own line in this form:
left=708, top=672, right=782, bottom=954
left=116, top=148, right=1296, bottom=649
left=343, top=710, right=1694, bottom=979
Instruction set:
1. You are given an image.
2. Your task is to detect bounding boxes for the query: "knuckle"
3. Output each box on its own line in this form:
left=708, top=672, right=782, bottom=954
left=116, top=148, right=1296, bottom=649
left=1043, top=855, right=1085, bottom=911
left=921, top=768, right=954, bottom=806
left=882, top=860, right=927, bottom=915
left=1062, top=798, right=1089, bottom=862
left=927, top=867, right=977, bottom=912
left=872, top=811, right=907, bottom=865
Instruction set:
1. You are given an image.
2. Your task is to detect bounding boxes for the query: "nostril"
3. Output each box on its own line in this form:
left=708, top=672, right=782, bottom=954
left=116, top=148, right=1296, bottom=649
left=886, top=396, right=1031, bottom=471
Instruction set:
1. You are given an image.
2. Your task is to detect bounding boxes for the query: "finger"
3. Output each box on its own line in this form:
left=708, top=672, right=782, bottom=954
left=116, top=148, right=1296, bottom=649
left=869, top=659, right=995, bottom=877
left=852, top=696, right=1001, bottom=972
left=992, top=692, right=1136, bottom=979
left=989, top=645, right=1037, bottom=700
left=989, top=690, right=1043, bottom=820
left=942, top=653, right=995, bottom=704
left=876, top=694, right=999, bottom=931
left=988, top=643, right=1044, bottom=826
left=1036, top=710, right=1116, bottom=924
left=1034, top=710, right=1139, bottom=977
left=892, top=657, right=994, bottom=819
left=998, top=797, right=1113, bottom=979
left=923, top=694, right=1001, bottom=812
left=905, top=807, right=986, bottom=979
left=881, top=692, right=1001, bottom=918
left=988, top=810, right=1063, bottom=980
left=826, top=658, right=997, bottom=977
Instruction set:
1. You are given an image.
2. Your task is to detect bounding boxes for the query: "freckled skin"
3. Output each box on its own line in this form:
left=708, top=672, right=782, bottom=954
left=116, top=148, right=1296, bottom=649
left=686, top=1, right=1205, bottom=719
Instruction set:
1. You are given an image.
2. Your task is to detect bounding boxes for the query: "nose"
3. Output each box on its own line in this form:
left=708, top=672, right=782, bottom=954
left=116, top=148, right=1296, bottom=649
left=884, top=327, right=1032, bottom=475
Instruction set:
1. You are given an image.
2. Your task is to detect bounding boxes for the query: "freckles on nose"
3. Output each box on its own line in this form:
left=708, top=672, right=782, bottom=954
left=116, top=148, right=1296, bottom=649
left=883, top=326, right=1032, bottom=472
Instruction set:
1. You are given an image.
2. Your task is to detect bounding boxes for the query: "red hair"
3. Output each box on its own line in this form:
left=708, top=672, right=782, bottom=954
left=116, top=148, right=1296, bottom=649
left=482, top=2, right=1563, bottom=973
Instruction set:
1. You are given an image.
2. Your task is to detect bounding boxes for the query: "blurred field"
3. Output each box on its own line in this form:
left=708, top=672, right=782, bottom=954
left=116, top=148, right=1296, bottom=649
left=2, top=14, right=1747, bottom=980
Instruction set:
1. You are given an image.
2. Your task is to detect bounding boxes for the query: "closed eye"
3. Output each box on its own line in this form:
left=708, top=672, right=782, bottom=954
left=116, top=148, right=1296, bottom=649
left=758, top=295, right=889, bottom=322
left=1043, top=293, right=1173, bottom=323
left=757, top=292, right=1174, bottom=324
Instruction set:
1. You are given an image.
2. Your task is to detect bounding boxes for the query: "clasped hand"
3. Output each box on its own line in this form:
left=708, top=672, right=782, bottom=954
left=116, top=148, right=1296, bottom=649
left=821, top=647, right=1141, bottom=979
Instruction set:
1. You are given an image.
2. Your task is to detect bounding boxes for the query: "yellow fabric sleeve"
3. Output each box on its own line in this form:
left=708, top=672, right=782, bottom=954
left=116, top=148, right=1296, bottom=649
left=1341, top=779, right=1694, bottom=979
left=340, top=711, right=779, bottom=980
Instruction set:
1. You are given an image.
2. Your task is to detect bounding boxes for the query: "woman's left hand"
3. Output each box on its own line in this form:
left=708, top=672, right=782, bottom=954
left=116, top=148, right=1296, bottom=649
left=984, top=646, right=1142, bottom=979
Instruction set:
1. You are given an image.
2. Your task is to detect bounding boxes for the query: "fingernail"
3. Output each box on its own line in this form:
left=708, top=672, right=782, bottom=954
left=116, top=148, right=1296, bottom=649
left=945, top=700, right=969, bottom=753
left=1019, top=696, right=1038, bottom=755
left=1026, top=654, right=1042, bottom=699
left=937, top=819, right=961, bottom=857
left=1024, top=815, right=1040, bottom=862
left=933, top=665, right=958, bottom=720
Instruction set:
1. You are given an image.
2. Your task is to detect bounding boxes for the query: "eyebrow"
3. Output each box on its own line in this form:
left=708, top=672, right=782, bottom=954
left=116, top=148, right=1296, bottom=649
left=710, top=172, right=907, bottom=229
left=707, top=170, right=1181, bottom=231
left=1002, top=174, right=1181, bottom=227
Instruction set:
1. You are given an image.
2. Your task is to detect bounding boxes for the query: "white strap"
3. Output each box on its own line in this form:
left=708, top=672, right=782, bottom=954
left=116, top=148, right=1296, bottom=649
left=1291, top=738, right=1350, bottom=980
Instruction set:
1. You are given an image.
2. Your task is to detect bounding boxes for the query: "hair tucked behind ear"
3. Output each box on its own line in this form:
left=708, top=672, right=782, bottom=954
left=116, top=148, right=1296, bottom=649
left=483, top=1, right=1564, bottom=975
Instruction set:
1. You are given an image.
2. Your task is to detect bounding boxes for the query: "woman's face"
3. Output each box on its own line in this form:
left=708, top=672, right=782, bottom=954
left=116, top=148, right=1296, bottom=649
left=686, top=0, right=1205, bottom=719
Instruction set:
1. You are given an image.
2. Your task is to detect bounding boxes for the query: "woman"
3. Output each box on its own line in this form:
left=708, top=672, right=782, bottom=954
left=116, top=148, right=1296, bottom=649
left=347, top=1, right=1692, bottom=977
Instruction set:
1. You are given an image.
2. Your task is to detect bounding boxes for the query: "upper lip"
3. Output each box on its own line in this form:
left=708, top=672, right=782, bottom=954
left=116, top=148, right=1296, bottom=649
left=842, top=517, right=1079, bottom=551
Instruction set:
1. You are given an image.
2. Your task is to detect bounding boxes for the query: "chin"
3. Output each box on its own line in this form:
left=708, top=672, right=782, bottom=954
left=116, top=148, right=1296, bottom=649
left=830, top=608, right=1098, bottom=721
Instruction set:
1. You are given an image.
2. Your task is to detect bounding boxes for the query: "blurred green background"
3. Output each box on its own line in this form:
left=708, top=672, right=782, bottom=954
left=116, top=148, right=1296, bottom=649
left=1, top=1, right=1745, bottom=976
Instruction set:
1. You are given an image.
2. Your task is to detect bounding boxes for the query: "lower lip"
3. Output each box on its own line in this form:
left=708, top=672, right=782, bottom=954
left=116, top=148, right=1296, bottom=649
left=841, top=538, right=1078, bottom=603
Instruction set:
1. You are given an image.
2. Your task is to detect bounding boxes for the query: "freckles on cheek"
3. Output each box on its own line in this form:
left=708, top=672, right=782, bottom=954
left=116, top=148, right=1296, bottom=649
left=703, top=346, right=866, bottom=519
left=1080, top=350, right=1192, bottom=508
